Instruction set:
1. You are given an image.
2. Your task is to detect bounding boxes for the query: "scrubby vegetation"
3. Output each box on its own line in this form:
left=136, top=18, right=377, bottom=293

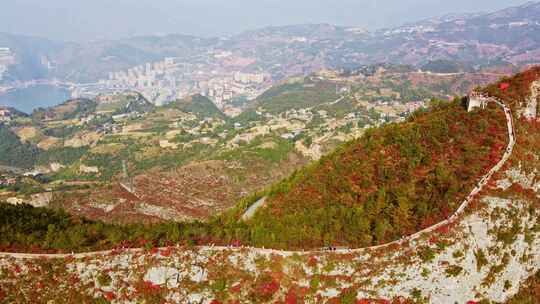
left=504, top=270, right=540, bottom=303
left=481, top=66, right=540, bottom=111
left=168, top=94, right=227, bottom=120
left=32, top=99, right=97, bottom=121
left=252, top=79, right=340, bottom=114
left=421, top=59, right=465, bottom=74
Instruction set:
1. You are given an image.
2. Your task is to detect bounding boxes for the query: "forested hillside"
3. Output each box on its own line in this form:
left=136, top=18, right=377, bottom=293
left=481, top=66, right=540, bottom=109
left=240, top=99, right=508, bottom=249
left=0, top=97, right=510, bottom=252
left=167, top=94, right=227, bottom=120
left=0, top=124, right=39, bottom=168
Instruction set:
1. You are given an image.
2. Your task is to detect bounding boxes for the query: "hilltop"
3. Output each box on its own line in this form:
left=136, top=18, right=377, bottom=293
left=167, top=94, right=227, bottom=120
left=245, top=77, right=340, bottom=114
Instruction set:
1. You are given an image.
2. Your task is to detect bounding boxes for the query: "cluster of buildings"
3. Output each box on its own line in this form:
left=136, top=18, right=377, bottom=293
left=0, top=107, right=16, bottom=122
left=383, top=25, right=436, bottom=36
left=0, top=175, right=17, bottom=188
left=0, top=47, right=15, bottom=83
left=72, top=56, right=271, bottom=109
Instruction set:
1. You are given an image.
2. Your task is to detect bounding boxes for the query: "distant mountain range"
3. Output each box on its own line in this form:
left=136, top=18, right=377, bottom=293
left=1, top=1, right=540, bottom=83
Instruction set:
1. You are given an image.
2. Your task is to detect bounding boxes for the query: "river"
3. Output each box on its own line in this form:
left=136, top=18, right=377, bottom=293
left=0, top=85, right=71, bottom=114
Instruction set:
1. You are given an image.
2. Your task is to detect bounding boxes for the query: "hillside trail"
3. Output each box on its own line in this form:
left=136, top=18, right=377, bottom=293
left=0, top=96, right=515, bottom=259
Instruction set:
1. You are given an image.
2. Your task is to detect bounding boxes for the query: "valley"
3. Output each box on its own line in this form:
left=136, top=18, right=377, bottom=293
left=2, top=66, right=493, bottom=224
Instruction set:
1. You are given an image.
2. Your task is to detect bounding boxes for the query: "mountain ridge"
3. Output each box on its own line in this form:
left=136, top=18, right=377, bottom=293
left=1, top=2, right=540, bottom=83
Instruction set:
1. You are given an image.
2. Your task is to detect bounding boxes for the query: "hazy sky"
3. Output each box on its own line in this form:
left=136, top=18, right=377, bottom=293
left=0, top=0, right=532, bottom=41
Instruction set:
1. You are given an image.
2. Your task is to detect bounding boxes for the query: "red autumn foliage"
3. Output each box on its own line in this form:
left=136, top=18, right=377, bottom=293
left=136, top=280, right=162, bottom=296
left=285, top=292, right=297, bottom=304
left=146, top=281, right=161, bottom=291
left=356, top=299, right=391, bottom=304
left=68, top=275, right=80, bottom=285
left=482, top=67, right=540, bottom=111
left=259, top=279, right=280, bottom=298
left=230, top=240, right=242, bottom=247
left=137, top=238, right=149, bottom=247
left=104, top=292, right=115, bottom=301
left=307, top=256, right=318, bottom=267
left=13, top=265, right=21, bottom=274
left=246, top=100, right=508, bottom=249
left=229, top=284, right=242, bottom=294
left=210, top=300, right=222, bottom=304
left=284, top=287, right=304, bottom=304
left=160, top=247, right=172, bottom=257
left=435, top=224, right=450, bottom=235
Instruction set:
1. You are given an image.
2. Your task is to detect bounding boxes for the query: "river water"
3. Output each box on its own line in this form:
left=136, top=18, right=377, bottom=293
left=0, top=85, right=71, bottom=114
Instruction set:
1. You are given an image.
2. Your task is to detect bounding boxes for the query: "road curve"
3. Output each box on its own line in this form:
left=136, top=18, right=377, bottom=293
left=0, top=98, right=516, bottom=259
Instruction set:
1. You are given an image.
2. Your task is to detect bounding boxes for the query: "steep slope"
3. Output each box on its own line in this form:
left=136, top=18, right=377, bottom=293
left=242, top=100, right=508, bottom=249
left=167, top=94, right=227, bottom=120
left=0, top=124, right=39, bottom=168
left=482, top=66, right=540, bottom=110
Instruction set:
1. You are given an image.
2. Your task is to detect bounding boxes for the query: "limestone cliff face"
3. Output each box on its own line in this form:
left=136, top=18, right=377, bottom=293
left=518, top=80, right=539, bottom=120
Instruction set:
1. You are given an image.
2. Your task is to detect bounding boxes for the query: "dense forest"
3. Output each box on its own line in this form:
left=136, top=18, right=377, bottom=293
left=0, top=97, right=510, bottom=252
left=0, top=202, right=205, bottom=253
